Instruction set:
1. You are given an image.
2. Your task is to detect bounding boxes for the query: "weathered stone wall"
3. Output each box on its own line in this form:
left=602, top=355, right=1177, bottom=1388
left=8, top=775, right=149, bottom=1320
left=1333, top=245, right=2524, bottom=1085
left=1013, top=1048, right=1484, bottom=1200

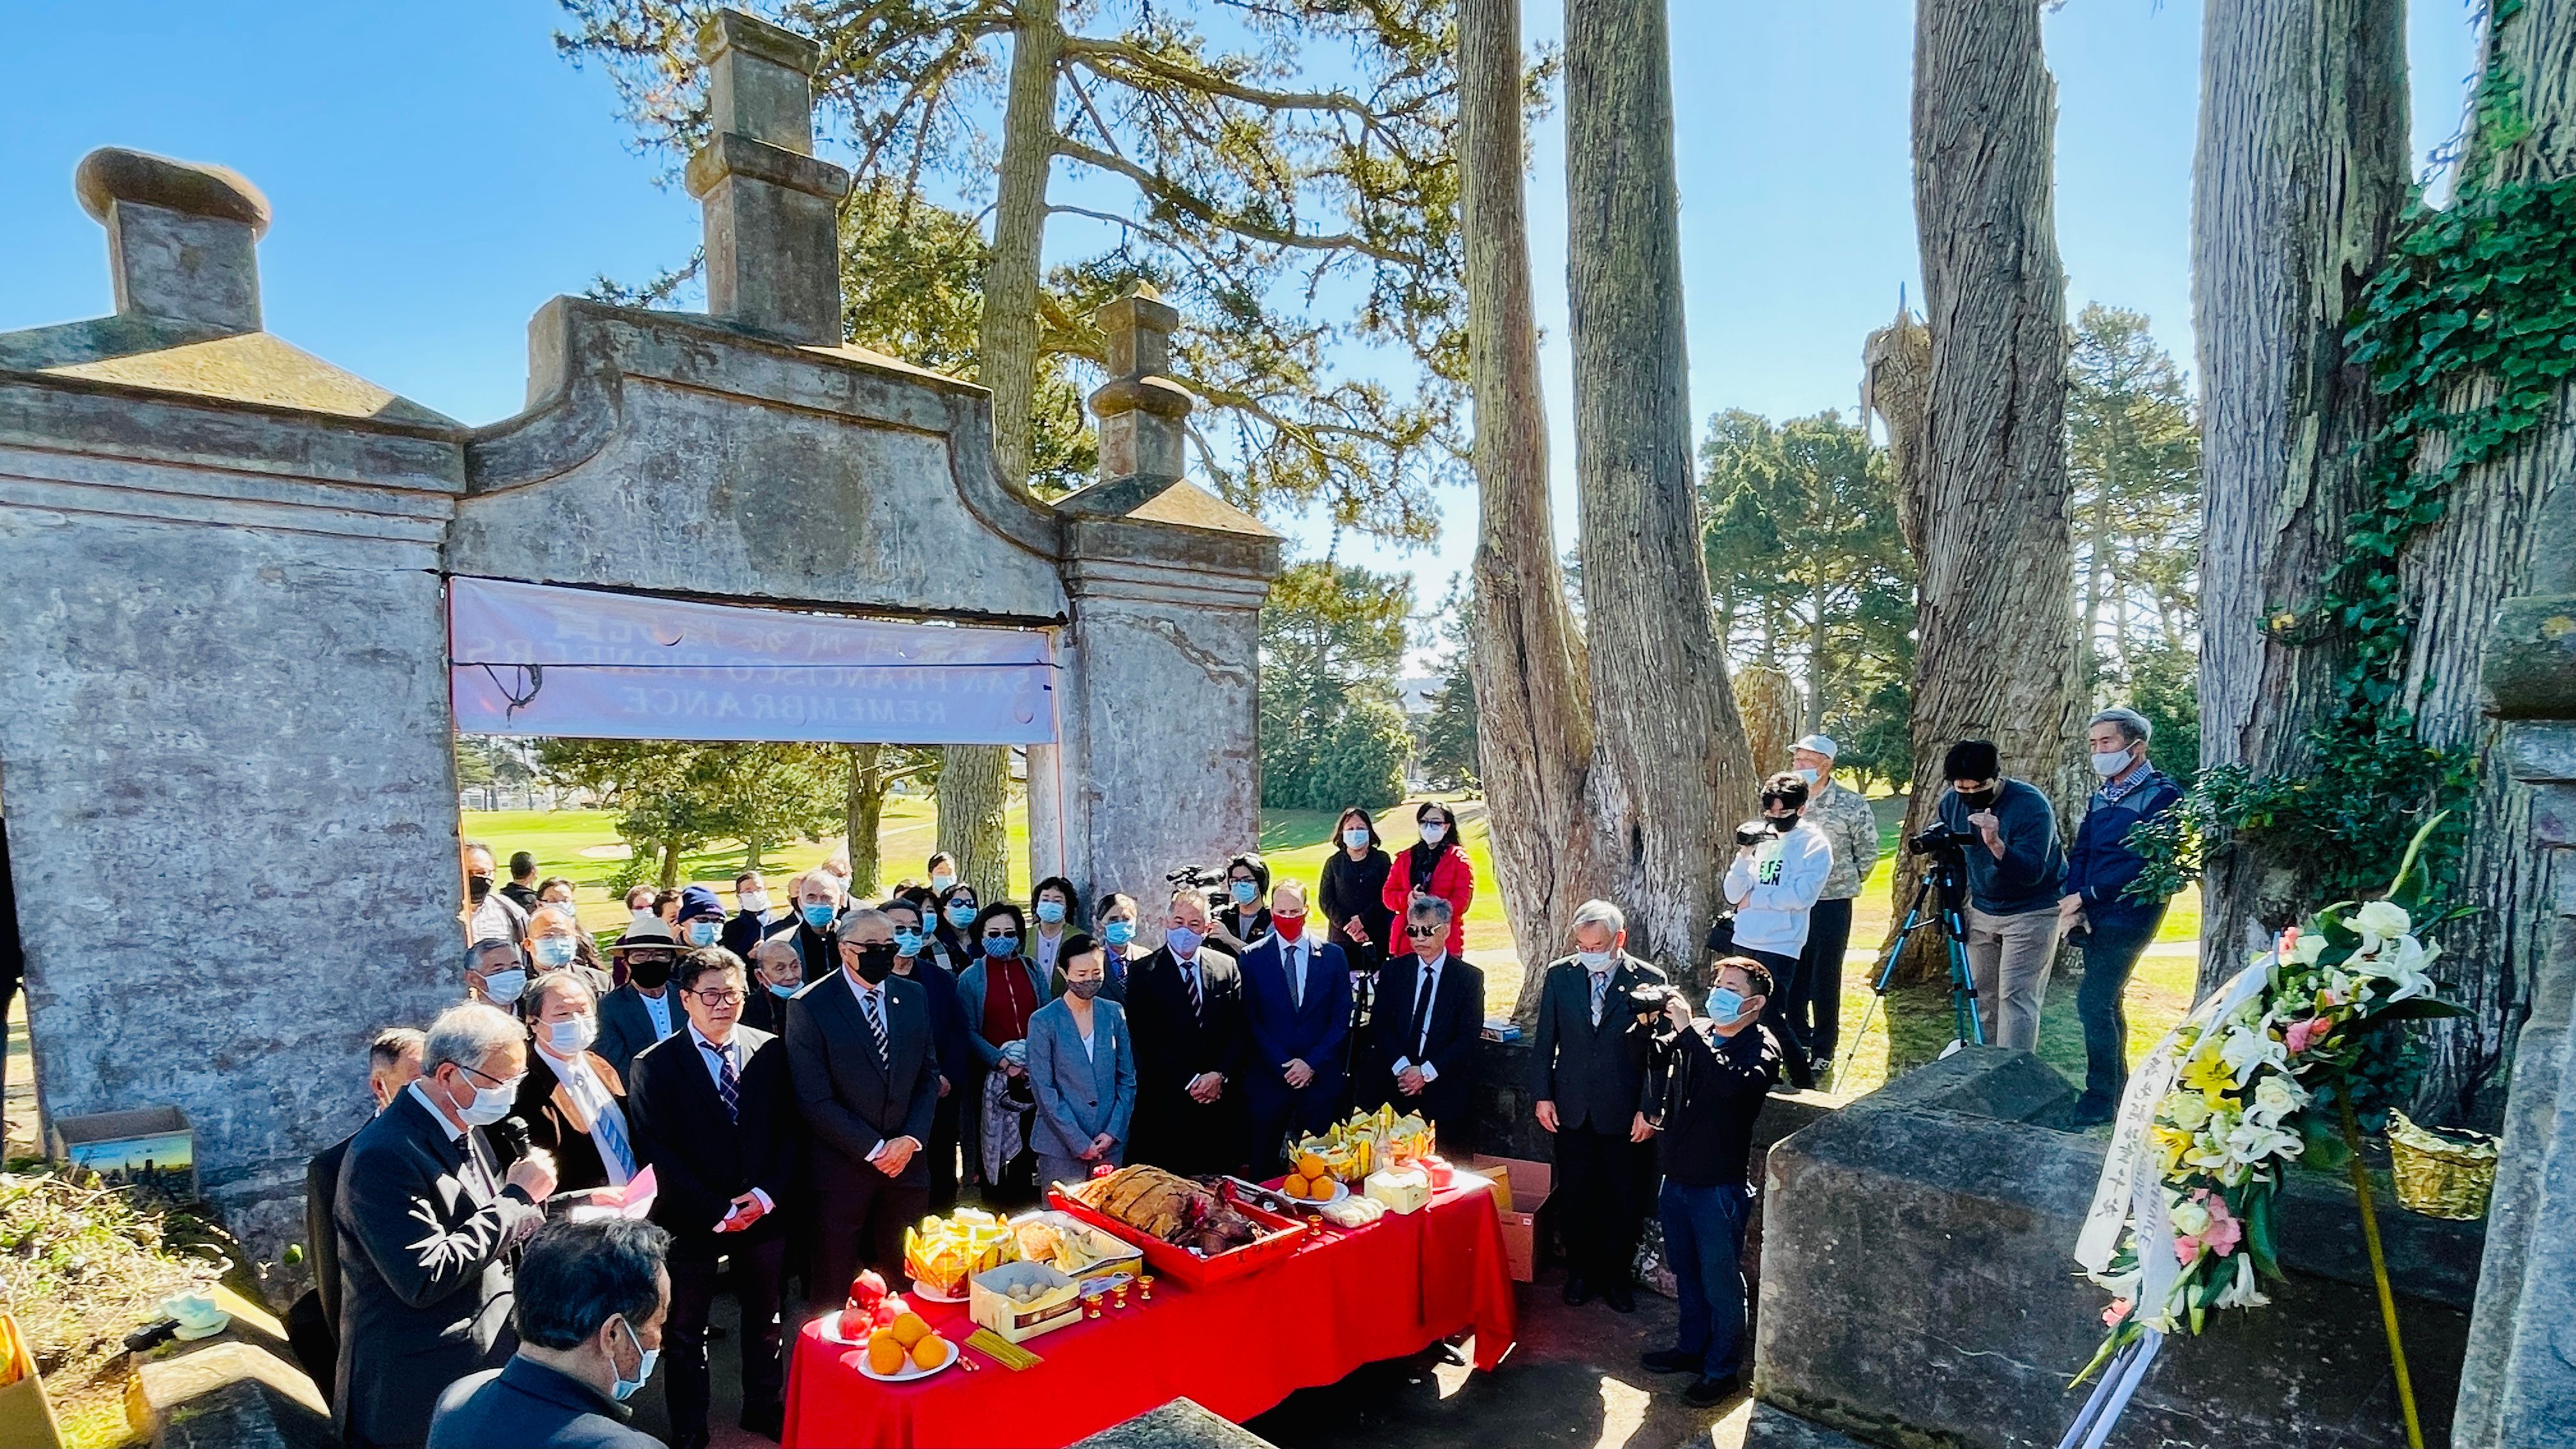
left=1757, top=1050, right=2482, bottom=1449
left=0, top=382, right=468, bottom=1259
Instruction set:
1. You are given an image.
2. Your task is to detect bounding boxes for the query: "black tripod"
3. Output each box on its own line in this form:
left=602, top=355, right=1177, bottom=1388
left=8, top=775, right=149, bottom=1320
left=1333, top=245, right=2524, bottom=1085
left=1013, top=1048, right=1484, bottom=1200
left=1832, top=847, right=1984, bottom=1090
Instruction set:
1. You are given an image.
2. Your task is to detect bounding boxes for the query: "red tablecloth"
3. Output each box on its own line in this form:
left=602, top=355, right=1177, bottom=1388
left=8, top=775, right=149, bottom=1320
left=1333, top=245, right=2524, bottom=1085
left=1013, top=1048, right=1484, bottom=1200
left=783, top=1183, right=1518, bottom=1448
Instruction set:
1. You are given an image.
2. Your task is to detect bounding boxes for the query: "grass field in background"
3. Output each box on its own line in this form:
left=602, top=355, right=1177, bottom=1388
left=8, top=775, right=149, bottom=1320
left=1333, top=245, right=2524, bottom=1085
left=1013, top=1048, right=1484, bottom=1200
left=466, top=787, right=2198, bottom=1101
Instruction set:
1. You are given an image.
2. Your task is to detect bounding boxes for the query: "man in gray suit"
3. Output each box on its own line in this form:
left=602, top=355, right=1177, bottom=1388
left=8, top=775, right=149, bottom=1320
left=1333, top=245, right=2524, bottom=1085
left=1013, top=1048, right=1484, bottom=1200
left=1530, top=899, right=1667, bottom=1314
left=335, top=1003, right=557, bottom=1449
left=428, top=1218, right=670, bottom=1449
left=785, top=906, right=940, bottom=1297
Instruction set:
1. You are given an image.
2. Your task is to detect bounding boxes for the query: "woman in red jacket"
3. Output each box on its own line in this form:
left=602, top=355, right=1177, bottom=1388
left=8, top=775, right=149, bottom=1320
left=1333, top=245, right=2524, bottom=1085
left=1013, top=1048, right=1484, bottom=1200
left=1382, top=800, right=1474, bottom=957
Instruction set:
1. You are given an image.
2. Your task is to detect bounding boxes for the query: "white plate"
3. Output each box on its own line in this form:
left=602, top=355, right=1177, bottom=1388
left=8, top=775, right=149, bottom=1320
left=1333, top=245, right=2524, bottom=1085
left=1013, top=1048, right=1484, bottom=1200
left=909, top=1278, right=969, bottom=1304
left=856, top=1333, right=961, bottom=1383
left=1276, top=1177, right=1350, bottom=1207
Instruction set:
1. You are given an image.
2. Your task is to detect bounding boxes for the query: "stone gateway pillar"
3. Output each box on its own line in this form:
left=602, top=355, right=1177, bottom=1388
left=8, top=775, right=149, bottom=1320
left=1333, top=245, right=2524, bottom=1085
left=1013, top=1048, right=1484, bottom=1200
left=0, top=7, right=1276, bottom=1286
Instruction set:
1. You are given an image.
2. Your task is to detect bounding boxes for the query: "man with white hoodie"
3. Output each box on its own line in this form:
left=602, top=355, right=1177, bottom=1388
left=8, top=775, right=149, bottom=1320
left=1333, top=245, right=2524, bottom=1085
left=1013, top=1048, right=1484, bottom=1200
left=1720, top=772, right=1834, bottom=1089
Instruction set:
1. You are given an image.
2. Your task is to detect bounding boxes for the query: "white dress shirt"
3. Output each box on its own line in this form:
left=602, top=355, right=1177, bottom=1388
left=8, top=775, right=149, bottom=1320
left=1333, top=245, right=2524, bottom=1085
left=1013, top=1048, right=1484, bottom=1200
left=1393, top=954, right=1447, bottom=1081
left=542, top=1046, right=636, bottom=1187
left=688, top=1022, right=772, bottom=1213
left=639, top=987, right=674, bottom=1039
left=844, top=970, right=914, bottom=1162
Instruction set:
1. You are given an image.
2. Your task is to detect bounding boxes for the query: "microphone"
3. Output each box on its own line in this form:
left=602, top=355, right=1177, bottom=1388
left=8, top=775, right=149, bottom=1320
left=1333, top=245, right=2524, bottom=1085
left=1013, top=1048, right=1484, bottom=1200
left=490, top=1115, right=532, bottom=1161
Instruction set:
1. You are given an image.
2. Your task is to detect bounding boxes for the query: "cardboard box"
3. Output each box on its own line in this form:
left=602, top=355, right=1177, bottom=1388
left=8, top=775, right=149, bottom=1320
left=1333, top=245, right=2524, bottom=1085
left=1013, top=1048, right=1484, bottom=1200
left=1456, top=1152, right=1553, bottom=1214
left=0, top=1313, right=64, bottom=1449
left=52, top=1106, right=196, bottom=1199
left=968, top=1261, right=1086, bottom=1344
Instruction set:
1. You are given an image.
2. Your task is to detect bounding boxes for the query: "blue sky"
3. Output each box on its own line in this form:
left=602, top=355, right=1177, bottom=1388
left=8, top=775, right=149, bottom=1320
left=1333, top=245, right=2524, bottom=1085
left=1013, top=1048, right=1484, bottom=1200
left=4, top=2, right=2482, bottom=652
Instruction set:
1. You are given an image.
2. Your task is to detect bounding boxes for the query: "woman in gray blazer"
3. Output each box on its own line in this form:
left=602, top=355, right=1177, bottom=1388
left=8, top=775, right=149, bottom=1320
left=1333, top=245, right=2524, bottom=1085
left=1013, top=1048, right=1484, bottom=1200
left=1023, top=935, right=1137, bottom=1192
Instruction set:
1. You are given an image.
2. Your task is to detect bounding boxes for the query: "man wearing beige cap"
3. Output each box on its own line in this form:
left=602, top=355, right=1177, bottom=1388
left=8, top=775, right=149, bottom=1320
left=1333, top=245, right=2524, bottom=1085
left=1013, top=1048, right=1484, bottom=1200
left=1788, top=735, right=1876, bottom=1085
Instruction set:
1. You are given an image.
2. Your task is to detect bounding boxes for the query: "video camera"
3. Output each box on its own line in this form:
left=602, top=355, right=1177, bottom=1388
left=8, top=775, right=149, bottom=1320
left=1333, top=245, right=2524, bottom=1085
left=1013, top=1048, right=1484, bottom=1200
left=1906, top=823, right=1982, bottom=856
left=1734, top=817, right=1783, bottom=848
left=1165, top=863, right=1230, bottom=911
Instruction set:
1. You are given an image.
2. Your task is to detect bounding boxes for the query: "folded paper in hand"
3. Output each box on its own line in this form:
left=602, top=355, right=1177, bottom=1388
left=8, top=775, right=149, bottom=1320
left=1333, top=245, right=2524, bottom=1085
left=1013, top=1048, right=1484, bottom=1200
left=567, top=1166, right=658, bottom=1222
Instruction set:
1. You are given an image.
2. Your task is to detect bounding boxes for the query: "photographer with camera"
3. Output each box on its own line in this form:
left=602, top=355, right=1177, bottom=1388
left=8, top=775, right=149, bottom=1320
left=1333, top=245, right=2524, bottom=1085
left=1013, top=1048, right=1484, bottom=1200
left=1720, top=773, right=1834, bottom=1088
left=1637, top=957, right=1784, bottom=1407
left=1931, top=740, right=2066, bottom=1052
left=2058, top=708, right=2182, bottom=1126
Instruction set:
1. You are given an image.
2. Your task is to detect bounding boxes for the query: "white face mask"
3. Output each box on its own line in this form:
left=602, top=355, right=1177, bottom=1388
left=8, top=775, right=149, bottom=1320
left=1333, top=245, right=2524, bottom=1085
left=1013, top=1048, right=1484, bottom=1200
left=629, top=908, right=661, bottom=934
left=454, top=1069, right=521, bottom=1127
left=1420, top=821, right=1448, bottom=844
left=480, top=969, right=527, bottom=1006
left=739, top=890, right=771, bottom=914
left=1575, top=948, right=1615, bottom=971
left=544, top=1015, right=598, bottom=1055
left=2091, top=749, right=2136, bottom=778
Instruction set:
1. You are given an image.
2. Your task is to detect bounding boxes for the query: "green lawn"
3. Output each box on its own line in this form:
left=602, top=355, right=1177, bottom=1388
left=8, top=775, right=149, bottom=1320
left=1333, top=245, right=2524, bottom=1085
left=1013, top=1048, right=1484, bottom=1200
left=469, top=787, right=2194, bottom=1101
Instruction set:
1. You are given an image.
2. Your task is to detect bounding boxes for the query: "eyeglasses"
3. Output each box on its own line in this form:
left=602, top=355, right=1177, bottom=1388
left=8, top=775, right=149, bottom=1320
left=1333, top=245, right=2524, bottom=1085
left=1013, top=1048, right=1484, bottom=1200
left=457, top=1062, right=521, bottom=1091
left=1405, top=925, right=1442, bottom=938
left=690, top=988, right=746, bottom=1007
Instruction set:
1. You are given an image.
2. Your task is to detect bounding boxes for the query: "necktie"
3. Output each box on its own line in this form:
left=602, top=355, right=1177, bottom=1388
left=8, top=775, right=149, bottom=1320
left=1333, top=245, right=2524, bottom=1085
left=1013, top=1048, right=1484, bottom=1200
left=1589, top=971, right=1608, bottom=1028
left=703, top=1039, right=739, bottom=1124
left=861, top=988, right=889, bottom=1065
left=1186, top=962, right=1204, bottom=1025
left=1288, top=945, right=1304, bottom=1009
left=456, top=1133, right=493, bottom=1198
left=594, top=1100, right=638, bottom=1179
left=1414, top=968, right=1437, bottom=1057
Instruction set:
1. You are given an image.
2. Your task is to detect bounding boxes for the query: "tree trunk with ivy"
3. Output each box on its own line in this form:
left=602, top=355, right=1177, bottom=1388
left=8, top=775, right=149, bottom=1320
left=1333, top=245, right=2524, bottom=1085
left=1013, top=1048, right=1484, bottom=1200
left=2192, top=0, right=2411, bottom=980
left=1458, top=0, right=1615, bottom=1021
left=2395, top=0, right=2576, bottom=1122
left=1564, top=0, right=1759, bottom=991
left=1876, top=0, right=2081, bottom=1005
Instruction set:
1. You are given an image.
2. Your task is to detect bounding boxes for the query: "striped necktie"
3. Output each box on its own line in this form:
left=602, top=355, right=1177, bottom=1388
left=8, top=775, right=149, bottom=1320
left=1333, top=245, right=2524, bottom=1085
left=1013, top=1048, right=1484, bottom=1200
left=702, top=1039, right=739, bottom=1124
left=1185, top=961, right=1204, bottom=1025
left=861, top=986, right=889, bottom=1064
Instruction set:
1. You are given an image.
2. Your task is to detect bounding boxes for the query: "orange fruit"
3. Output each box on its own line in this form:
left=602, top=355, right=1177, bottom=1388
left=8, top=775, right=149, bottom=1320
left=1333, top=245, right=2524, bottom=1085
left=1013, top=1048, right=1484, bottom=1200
left=911, top=1332, right=947, bottom=1370
left=1294, top=1152, right=1328, bottom=1179
left=1285, top=1174, right=1311, bottom=1200
left=867, top=1331, right=907, bottom=1375
left=891, top=1311, right=932, bottom=1348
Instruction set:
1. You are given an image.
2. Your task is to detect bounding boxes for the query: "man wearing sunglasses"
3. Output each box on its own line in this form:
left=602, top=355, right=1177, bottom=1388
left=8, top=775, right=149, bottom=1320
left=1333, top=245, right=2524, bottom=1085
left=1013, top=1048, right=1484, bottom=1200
left=334, top=1002, right=555, bottom=1449
left=628, top=948, right=796, bottom=1447
left=1375, top=896, right=1483, bottom=1147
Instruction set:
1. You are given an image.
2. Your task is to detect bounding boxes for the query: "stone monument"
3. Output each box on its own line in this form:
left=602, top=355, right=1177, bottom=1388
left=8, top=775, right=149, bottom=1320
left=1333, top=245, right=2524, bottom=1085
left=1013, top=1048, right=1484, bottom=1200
left=0, top=8, right=1278, bottom=1280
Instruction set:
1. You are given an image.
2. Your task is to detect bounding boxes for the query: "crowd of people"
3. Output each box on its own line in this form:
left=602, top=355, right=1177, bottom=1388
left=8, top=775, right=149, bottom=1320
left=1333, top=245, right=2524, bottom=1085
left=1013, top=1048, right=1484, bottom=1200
left=295, top=720, right=2182, bottom=1448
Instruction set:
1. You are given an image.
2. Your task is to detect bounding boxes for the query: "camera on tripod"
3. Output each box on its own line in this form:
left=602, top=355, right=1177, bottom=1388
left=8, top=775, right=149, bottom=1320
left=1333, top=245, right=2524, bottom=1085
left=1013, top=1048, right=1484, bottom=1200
left=1165, top=862, right=1229, bottom=910
left=1905, top=823, right=1981, bottom=856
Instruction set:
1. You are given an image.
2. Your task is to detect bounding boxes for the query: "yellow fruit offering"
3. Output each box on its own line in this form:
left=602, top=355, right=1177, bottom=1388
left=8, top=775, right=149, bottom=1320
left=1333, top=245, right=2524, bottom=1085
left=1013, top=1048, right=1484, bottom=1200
left=911, top=1332, right=948, bottom=1370
left=891, top=1311, right=932, bottom=1349
left=867, top=1331, right=907, bottom=1375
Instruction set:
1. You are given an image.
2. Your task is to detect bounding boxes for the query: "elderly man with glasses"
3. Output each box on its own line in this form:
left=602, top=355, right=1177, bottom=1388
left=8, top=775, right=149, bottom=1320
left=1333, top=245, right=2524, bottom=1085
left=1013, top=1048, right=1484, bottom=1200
left=1375, top=896, right=1483, bottom=1149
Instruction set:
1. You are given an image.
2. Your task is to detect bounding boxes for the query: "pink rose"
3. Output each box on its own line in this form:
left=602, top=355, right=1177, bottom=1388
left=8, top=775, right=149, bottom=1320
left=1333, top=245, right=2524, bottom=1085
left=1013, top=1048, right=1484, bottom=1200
left=2102, top=1298, right=2133, bottom=1328
left=2173, top=1234, right=2200, bottom=1264
left=2201, top=1193, right=2244, bottom=1259
left=2285, top=1018, right=2320, bottom=1056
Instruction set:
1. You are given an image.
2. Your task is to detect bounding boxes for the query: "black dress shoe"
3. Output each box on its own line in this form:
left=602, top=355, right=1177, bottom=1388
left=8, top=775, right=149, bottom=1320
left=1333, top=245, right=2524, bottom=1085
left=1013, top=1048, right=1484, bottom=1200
left=739, top=1404, right=785, bottom=1442
left=1602, top=1282, right=1636, bottom=1314
left=1640, top=1347, right=1699, bottom=1374
left=1437, top=1337, right=1470, bottom=1367
left=1562, top=1274, right=1593, bottom=1306
left=1683, top=1374, right=1744, bottom=1407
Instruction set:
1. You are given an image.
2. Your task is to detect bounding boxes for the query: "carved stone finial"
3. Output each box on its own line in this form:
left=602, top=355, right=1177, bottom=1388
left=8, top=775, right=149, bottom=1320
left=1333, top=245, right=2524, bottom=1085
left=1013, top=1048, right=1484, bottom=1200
left=1087, top=284, right=1194, bottom=486
left=73, top=148, right=269, bottom=333
left=683, top=8, right=850, bottom=344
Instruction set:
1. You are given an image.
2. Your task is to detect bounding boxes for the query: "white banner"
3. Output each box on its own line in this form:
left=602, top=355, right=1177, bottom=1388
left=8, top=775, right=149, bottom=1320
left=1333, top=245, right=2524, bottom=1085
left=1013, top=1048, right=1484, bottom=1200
left=449, top=576, right=1056, bottom=745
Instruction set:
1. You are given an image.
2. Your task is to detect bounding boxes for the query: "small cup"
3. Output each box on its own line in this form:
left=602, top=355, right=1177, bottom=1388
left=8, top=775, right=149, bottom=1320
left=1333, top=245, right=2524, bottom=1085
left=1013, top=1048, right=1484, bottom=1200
left=1138, top=1273, right=1155, bottom=1302
left=1084, top=1290, right=1105, bottom=1319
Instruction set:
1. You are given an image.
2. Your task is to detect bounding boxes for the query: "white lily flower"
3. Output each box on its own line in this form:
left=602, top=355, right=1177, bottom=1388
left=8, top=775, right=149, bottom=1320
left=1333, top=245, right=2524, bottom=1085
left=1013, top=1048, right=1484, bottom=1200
left=2212, top=1253, right=2271, bottom=1310
left=2288, top=933, right=2326, bottom=966
left=2226, top=1119, right=2303, bottom=1166
left=2219, top=1020, right=2287, bottom=1083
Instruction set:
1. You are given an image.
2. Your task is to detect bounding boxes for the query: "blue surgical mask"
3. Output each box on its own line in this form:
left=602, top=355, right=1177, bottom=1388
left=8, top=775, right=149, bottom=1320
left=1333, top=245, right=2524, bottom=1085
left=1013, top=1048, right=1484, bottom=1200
left=1230, top=880, right=1258, bottom=904
left=930, top=872, right=956, bottom=894
left=1420, top=821, right=1449, bottom=844
left=1794, top=767, right=1819, bottom=786
left=1706, top=987, right=1747, bottom=1025
left=1103, top=920, right=1135, bottom=948
left=612, top=1319, right=659, bottom=1402
left=1166, top=926, right=1204, bottom=957
left=686, top=920, right=719, bottom=947
left=801, top=903, right=836, bottom=931
left=767, top=981, right=797, bottom=999
left=532, top=936, right=577, bottom=970
left=946, top=902, right=978, bottom=927
left=1036, top=900, right=1067, bottom=924
left=982, top=934, right=1019, bottom=958
left=1575, top=949, right=1614, bottom=972
left=1343, top=828, right=1371, bottom=850
left=893, top=928, right=927, bottom=957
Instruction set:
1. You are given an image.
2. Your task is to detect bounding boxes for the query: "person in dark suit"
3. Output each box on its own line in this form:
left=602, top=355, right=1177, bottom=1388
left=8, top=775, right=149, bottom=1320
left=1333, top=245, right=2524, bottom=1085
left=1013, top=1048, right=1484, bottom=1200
left=784, top=906, right=940, bottom=1298
left=628, top=949, right=796, bottom=1448
left=427, top=1219, right=670, bottom=1449
left=335, top=1003, right=556, bottom=1449
left=1125, top=888, right=1249, bottom=1175
left=594, top=924, right=683, bottom=1078
left=1236, top=881, right=1353, bottom=1172
left=500, top=851, right=543, bottom=915
left=739, top=934, right=804, bottom=1037
left=884, top=897, right=969, bottom=1213
left=769, top=872, right=845, bottom=980
left=289, top=1028, right=425, bottom=1407
left=1530, top=899, right=1668, bottom=1313
left=512, top=973, right=639, bottom=1195
left=721, top=869, right=778, bottom=961
left=1088, top=892, right=1143, bottom=1003
left=1375, top=896, right=1483, bottom=1147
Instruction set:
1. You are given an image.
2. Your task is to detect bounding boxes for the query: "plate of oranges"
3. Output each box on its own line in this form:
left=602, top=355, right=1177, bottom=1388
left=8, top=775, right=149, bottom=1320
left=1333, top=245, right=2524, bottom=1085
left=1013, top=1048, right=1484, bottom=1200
left=854, top=1311, right=960, bottom=1382
left=1279, top=1153, right=1350, bottom=1205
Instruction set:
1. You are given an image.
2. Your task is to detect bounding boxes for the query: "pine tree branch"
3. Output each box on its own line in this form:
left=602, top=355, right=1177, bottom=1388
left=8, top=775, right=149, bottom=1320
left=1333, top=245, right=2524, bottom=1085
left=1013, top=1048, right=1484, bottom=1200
left=1050, top=136, right=1418, bottom=264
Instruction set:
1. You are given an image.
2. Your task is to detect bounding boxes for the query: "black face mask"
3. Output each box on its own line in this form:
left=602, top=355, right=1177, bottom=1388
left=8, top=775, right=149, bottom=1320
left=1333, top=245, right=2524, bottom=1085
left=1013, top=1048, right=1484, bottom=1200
left=627, top=955, right=674, bottom=989
left=847, top=941, right=899, bottom=984
left=467, top=876, right=493, bottom=903
left=1959, top=786, right=1998, bottom=810
left=1763, top=811, right=1802, bottom=830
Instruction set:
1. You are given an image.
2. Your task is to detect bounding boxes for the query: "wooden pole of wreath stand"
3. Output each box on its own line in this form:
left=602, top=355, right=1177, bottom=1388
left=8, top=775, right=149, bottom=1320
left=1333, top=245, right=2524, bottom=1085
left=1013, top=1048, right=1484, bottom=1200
left=2339, top=1096, right=2425, bottom=1449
